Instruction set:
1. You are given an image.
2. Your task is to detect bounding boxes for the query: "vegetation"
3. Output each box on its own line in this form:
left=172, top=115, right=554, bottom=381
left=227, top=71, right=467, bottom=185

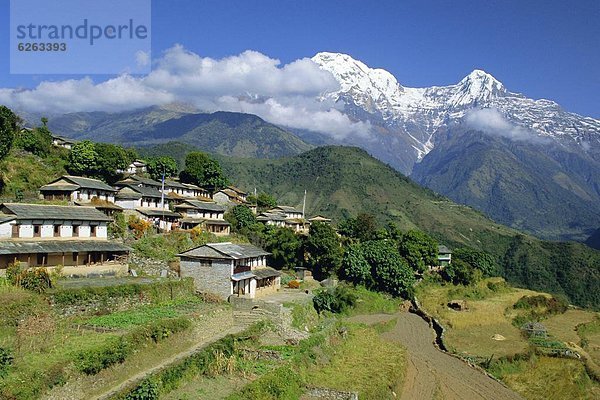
left=146, top=156, right=178, bottom=180
left=179, top=151, right=228, bottom=192
left=312, top=285, right=357, bottom=314
left=247, top=192, right=277, bottom=212
left=225, top=205, right=257, bottom=233
left=304, top=222, right=342, bottom=280
left=397, top=230, right=438, bottom=273
left=0, top=105, right=19, bottom=161
left=14, top=123, right=53, bottom=157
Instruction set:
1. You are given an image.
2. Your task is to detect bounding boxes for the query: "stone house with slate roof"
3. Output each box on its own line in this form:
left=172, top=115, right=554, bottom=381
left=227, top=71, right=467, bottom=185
left=437, top=245, right=452, bottom=268
left=40, top=175, right=116, bottom=202
left=257, top=206, right=310, bottom=233
left=173, top=200, right=230, bottom=235
left=177, top=242, right=280, bottom=300
left=0, top=203, right=130, bottom=275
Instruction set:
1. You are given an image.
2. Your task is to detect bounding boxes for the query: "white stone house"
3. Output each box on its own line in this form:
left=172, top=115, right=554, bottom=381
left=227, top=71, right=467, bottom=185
left=40, top=175, right=116, bottom=203
left=51, top=135, right=78, bottom=150
left=0, top=203, right=130, bottom=275
left=174, top=200, right=230, bottom=235
left=178, top=242, right=280, bottom=300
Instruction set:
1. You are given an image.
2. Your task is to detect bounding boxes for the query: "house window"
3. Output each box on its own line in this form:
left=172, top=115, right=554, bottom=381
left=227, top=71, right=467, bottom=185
left=72, top=252, right=78, bottom=262
left=73, top=226, right=79, bottom=237
left=90, top=226, right=97, bottom=237
left=33, top=225, right=41, bottom=237
left=199, top=260, right=212, bottom=268
left=11, top=224, right=19, bottom=238
left=53, top=225, right=61, bottom=237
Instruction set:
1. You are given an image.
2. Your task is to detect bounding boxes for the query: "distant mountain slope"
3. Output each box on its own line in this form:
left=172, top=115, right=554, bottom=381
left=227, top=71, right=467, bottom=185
left=218, top=146, right=600, bottom=309
left=310, top=52, right=600, bottom=242
left=411, top=129, right=600, bottom=241
left=46, top=106, right=313, bottom=159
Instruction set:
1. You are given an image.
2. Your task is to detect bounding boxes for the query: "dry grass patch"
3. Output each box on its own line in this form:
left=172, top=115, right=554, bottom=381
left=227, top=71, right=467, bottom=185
left=417, top=279, right=538, bottom=357
left=498, top=356, right=600, bottom=400
left=306, top=325, right=405, bottom=399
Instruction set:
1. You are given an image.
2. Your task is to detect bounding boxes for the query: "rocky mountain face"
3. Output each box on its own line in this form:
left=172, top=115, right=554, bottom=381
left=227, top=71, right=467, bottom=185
left=311, top=52, right=600, bottom=241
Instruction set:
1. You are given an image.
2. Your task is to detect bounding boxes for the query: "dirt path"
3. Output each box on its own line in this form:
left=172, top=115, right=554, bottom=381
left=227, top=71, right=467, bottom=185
left=349, top=312, right=523, bottom=400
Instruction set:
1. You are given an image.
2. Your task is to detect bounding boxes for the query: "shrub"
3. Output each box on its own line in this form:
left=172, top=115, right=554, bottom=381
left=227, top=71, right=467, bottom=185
left=16, top=268, right=52, bottom=293
left=228, top=366, right=303, bottom=400
left=287, top=280, right=300, bottom=289
left=313, top=285, right=357, bottom=314
left=125, top=379, right=159, bottom=400
left=0, top=348, right=13, bottom=378
left=75, top=336, right=131, bottom=375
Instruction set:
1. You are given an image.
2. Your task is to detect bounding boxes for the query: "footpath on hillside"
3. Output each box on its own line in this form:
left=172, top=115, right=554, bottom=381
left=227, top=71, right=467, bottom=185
left=350, top=312, right=524, bottom=400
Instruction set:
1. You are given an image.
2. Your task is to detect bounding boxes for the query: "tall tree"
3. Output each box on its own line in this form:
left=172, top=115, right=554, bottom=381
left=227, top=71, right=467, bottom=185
left=0, top=106, right=19, bottom=161
left=14, top=118, right=52, bottom=156
left=179, top=151, right=228, bottom=192
left=361, top=240, right=415, bottom=298
left=338, top=213, right=378, bottom=241
left=340, top=244, right=372, bottom=286
left=262, top=226, right=304, bottom=270
left=146, top=156, right=178, bottom=181
left=453, top=247, right=498, bottom=278
left=398, top=230, right=438, bottom=273
left=305, top=221, right=343, bottom=280
left=68, top=140, right=98, bottom=176
left=225, top=205, right=257, bottom=233
left=94, top=142, right=130, bottom=182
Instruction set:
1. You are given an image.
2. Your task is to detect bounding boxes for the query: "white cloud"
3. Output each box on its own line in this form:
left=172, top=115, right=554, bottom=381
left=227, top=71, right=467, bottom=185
left=0, top=45, right=371, bottom=139
left=464, top=108, right=546, bottom=143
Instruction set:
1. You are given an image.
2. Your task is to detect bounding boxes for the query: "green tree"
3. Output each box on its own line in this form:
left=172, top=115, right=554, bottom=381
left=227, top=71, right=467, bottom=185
left=94, top=143, right=130, bottom=182
left=14, top=120, right=52, bottom=156
left=0, top=106, right=19, bottom=160
left=179, top=151, right=228, bottom=192
left=68, top=140, right=98, bottom=176
left=146, top=156, right=178, bottom=181
left=340, top=244, right=372, bottom=286
left=338, top=213, right=378, bottom=242
left=262, top=226, right=304, bottom=270
left=442, top=259, right=480, bottom=286
left=398, top=230, right=438, bottom=273
left=225, top=205, right=257, bottom=233
left=248, top=192, right=277, bottom=212
left=361, top=240, right=415, bottom=298
left=305, top=222, right=343, bottom=280
left=454, top=247, right=498, bottom=277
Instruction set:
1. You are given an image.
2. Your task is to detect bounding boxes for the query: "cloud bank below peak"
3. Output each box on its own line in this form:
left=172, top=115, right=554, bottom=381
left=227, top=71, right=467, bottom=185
left=0, top=45, right=370, bottom=140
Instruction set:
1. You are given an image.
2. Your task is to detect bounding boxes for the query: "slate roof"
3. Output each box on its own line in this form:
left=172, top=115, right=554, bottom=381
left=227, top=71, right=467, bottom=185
left=180, top=218, right=230, bottom=226
left=0, top=240, right=131, bottom=255
left=182, top=200, right=226, bottom=212
left=231, top=267, right=281, bottom=281
left=52, top=135, right=78, bottom=144
left=118, top=184, right=163, bottom=199
left=438, top=245, right=452, bottom=254
left=0, top=203, right=112, bottom=222
left=40, top=175, right=116, bottom=192
left=165, top=180, right=187, bottom=189
left=135, top=208, right=181, bottom=218
left=272, top=205, right=303, bottom=214
left=177, top=242, right=270, bottom=260
left=227, top=185, right=248, bottom=196
left=115, top=175, right=162, bottom=188
left=257, top=212, right=287, bottom=222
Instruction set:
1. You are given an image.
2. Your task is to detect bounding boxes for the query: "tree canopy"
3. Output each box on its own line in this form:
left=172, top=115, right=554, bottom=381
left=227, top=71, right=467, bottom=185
left=361, top=240, right=415, bottom=298
left=225, top=205, right=257, bottom=233
left=398, top=230, right=438, bottom=273
left=179, top=151, right=228, bottom=192
left=305, top=221, right=343, bottom=281
left=0, top=106, right=20, bottom=161
left=146, top=156, right=178, bottom=181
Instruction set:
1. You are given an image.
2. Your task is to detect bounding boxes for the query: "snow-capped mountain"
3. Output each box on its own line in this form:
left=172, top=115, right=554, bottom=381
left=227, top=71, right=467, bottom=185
left=311, top=52, right=600, bottom=243
left=312, top=52, right=600, bottom=162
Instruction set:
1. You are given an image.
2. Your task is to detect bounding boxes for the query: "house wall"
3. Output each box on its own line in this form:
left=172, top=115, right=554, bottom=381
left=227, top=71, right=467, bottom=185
left=0, top=221, right=13, bottom=238
left=213, top=192, right=230, bottom=205
left=115, top=199, right=141, bottom=210
left=180, top=258, right=233, bottom=300
left=0, top=251, right=127, bottom=269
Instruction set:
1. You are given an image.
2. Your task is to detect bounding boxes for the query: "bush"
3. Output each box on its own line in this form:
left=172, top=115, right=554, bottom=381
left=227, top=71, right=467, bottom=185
left=16, top=268, right=52, bottom=293
left=0, top=348, right=13, bottom=378
left=442, top=259, right=481, bottom=286
left=287, top=280, right=300, bottom=289
left=313, top=285, right=357, bottom=314
left=228, top=366, right=303, bottom=400
left=125, top=379, right=159, bottom=400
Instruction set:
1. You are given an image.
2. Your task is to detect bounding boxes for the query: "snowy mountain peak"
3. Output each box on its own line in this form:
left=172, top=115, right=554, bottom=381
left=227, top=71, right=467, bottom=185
left=452, top=69, right=507, bottom=105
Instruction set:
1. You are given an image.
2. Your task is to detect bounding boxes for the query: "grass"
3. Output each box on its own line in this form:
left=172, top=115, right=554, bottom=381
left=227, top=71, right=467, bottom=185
left=417, top=278, right=535, bottom=358
left=82, top=299, right=202, bottom=329
left=305, top=324, right=405, bottom=399
left=577, top=317, right=600, bottom=366
left=492, top=356, right=600, bottom=400
left=347, top=285, right=404, bottom=315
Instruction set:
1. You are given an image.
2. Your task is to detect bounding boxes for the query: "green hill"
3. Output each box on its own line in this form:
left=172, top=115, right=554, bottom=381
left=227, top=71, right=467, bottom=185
left=47, top=107, right=313, bottom=159
left=218, top=146, right=600, bottom=309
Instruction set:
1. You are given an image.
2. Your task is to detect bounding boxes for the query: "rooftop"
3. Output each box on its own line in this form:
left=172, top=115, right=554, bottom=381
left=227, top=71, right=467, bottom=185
left=178, top=242, right=270, bottom=260
left=40, top=175, right=116, bottom=192
left=0, top=203, right=112, bottom=222
left=0, top=240, right=131, bottom=255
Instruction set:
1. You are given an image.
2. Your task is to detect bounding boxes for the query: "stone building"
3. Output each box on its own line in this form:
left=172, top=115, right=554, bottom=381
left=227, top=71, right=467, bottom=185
left=178, top=242, right=280, bottom=300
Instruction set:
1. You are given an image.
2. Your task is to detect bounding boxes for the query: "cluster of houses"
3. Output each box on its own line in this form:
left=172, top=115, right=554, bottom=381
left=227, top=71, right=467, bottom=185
left=0, top=149, right=452, bottom=301
left=0, top=156, right=335, bottom=299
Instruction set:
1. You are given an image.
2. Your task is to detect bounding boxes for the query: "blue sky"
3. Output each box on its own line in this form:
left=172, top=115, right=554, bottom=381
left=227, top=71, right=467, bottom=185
left=1, top=0, right=598, bottom=117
